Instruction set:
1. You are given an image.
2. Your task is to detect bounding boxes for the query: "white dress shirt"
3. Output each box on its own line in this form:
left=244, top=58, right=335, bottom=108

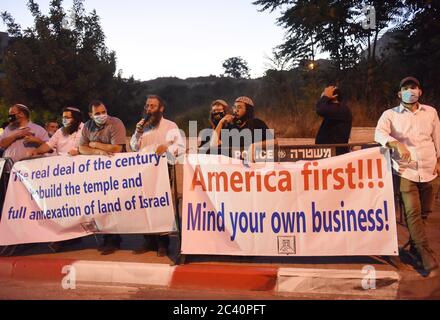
left=375, top=103, right=440, bottom=183
left=130, top=118, right=185, bottom=157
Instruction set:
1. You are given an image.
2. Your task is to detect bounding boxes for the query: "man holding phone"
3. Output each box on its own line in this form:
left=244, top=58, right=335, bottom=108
left=315, top=86, right=353, bottom=155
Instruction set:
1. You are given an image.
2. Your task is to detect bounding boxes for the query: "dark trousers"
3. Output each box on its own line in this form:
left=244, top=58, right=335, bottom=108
left=143, top=235, right=169, bottom=249
left=397, top=176, right=439, bottom=271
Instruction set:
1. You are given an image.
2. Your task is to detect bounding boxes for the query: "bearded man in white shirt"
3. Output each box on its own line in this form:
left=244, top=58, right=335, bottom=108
left=29, top=107, right=84, bottom=157
left=375, top=77, right=440, bottom=276
left=130, top=95, right=185, bottom=257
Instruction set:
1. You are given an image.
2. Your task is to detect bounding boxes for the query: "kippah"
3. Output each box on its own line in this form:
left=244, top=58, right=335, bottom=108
left=235, top=96, right=254, bottom=107
left=65, top=107, right=81, bottom=113
left=15, top=104, right=30, bottom=112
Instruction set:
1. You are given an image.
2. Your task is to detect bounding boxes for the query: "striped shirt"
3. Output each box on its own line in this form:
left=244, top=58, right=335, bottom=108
left=130, top=118, right=185, bottom=156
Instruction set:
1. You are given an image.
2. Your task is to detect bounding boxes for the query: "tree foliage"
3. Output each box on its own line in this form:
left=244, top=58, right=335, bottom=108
left=253, top=0, right=405, bottom=70
left=253, top=0, right=440, bottom=115
left=0, top=0, right=116, bottom=123
left=222, top=57, right=251, bottom=79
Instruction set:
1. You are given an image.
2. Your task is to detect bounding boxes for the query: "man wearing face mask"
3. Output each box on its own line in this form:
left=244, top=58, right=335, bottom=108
left=130, top=95, right=185, bottom=257
left=210, top=96, right=274, bottom=154
left=209, top=100, right=229, bottom=130
left=375, top=77, right=440, bottom=276
left=199, top=99, right=229, bottom=148
left=315, top=85, right=353, bottom=156
left=0, top=104, right=49, bottom=163
left=27, top=108, right=84, bottom=252
left=79, top=100, right=127, bottom=157
left=29, top=107, right=84, bottom=157
left=79, top=100, right=127, bottom=255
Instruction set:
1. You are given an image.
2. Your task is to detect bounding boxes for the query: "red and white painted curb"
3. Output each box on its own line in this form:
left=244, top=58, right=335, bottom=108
left=0, top=257, right=400, bottom=298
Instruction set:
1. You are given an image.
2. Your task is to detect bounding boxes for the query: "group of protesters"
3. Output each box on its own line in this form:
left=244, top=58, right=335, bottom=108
left=0, top=95, right=274, bottom=257
left=0, top=76, right=439, bottom=276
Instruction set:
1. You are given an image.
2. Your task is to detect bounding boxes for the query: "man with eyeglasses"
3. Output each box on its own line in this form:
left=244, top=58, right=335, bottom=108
left=130, top=95, right=185, bottom=257
left=210, top=96, right=274, bottom=159
left=0, top=104, right=49, bottom=163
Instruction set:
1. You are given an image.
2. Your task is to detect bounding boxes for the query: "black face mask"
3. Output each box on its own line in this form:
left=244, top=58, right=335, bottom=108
left=8, top=114, right=17, bottom=123
left=211, top=112, right=225, bottom=126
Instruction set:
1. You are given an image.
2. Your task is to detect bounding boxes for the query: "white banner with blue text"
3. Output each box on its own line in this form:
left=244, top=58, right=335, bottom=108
left=182, top=147, right=398, bottom=256
left=0, top=152, right=176, bottom=245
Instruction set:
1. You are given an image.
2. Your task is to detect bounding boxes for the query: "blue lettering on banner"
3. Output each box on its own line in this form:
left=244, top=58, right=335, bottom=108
left=186, top=200, right=392, bottom=242
left=312, top=201, right=389, bottom=233
left=187, top=202, right=226, bottom=232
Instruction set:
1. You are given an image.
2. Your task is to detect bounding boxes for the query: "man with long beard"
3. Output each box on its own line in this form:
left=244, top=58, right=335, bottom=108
left=130, top=95, right=185, bottom=257
left=210, top=96, right=274, bottom=159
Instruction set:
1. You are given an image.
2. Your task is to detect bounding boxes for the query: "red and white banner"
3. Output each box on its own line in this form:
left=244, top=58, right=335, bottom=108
left=0, top=152, right=176, bottom=245
left=182, top=147, right=398, bottom=256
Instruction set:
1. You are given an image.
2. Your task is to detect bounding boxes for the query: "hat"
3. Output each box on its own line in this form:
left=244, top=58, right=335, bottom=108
left=235, top=96, right=254, bottom=107
left=400, top=77, right=421, bottom=89
left=211, top=100, right=229, bottom=108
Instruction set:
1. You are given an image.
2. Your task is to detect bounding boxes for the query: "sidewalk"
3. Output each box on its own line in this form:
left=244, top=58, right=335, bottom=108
left=1, top=207, right=440, bottom=299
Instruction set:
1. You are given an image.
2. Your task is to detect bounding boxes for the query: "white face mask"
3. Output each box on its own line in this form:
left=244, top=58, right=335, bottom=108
left=93, top=114, right=108, bottom=126
left=401, top=89, right=420, bottom=104
left=62, top=119, right=73, bottom=127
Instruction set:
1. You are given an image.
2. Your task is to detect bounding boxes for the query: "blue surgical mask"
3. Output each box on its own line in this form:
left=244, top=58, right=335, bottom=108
left=93, top=114, right=108, bottom=126
left=402, top=89, right=420, bottom=104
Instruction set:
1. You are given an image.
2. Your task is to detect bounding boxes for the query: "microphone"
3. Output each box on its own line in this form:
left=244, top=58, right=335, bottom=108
left=137, top=113, right=151, bottom=132
left=143, top=113, right=151, bottom=123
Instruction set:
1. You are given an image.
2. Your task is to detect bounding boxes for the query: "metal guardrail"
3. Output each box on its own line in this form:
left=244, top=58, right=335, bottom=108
left=197, top=142, right=380, bottom=163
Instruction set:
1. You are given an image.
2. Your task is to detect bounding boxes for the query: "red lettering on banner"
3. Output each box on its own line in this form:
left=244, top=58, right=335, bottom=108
left=191, top=165, right=292, bottom=193
left=301, top=158, right=385, bottom=191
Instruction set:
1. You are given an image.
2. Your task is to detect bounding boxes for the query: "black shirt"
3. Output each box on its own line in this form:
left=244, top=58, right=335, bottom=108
left=225, top=118, right=274, bottom=150
left=315, top=97, right=352, bottom=149
left=199, top=118, right=274, bottom=156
